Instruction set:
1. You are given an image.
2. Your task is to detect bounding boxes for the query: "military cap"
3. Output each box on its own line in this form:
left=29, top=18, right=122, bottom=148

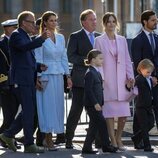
left=1, top=19, right=18, bottom=27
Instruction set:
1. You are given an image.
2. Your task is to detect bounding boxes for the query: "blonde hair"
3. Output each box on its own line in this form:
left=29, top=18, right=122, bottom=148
left=80, top=9, right=96, bottom=27
left=137, top=59, right=154, bottom=74
left=40, top=11, right=58, bottom=34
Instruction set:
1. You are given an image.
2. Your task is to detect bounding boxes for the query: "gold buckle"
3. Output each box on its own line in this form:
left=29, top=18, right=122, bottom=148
left=0, top=74, right=8, bottom=83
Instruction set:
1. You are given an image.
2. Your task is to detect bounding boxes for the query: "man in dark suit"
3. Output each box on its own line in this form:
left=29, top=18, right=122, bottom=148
left=15, top=17, right=45, bottom=147
left=65, top=9, right=100, bottom=149
left=0, top=19, right=20, bottom=148
left=131, top=10, right=158, bottom=148
left=0, top=11, right=50, bottom=153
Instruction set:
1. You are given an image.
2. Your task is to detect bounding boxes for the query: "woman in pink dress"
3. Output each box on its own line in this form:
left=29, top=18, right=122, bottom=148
left=94, top=12, right=134, bottom=151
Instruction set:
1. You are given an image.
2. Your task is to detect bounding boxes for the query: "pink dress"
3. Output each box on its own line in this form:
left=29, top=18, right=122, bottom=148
left=102, top=39, right=131, bottom=118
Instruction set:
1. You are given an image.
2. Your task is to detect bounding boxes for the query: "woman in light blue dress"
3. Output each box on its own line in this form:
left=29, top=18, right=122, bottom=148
left=34, top=11, right=72, bottom=150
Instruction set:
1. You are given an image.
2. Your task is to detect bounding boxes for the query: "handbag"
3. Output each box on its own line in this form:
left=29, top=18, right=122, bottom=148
left=39, top=75, right=49, bottom=91
left=0, top=48, right=10, bottom=90
left=63, top=74, right=70, bottom=93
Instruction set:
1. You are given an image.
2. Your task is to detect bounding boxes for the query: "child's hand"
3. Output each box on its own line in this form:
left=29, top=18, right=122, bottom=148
left=94, top=104, right=102, bottom=111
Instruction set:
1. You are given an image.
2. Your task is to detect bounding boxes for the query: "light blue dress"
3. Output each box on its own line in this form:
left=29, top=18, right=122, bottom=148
left=34, top=33, right=70, bottom=133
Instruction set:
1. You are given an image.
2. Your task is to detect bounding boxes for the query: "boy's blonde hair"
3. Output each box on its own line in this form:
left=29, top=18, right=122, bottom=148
left=137, top=59, right=154, bottom=74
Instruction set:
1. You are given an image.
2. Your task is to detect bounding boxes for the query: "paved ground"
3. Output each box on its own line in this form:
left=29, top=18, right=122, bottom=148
left=0, top=144, right=158, bottom=158
left=0, top=98, right=158, bottom=157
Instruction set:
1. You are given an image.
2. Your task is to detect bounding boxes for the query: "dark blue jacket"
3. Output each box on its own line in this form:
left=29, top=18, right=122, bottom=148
left=131, top=30, right=158, bottom=77
left=83, top=66, right=104, bottom=107
left=0, top=36, right=10, bottom=74
left=135, top=74, right=153, bottom=110
left=9, top=28, right=45, bottom=86
left=67, top=29, right=100, bottom=87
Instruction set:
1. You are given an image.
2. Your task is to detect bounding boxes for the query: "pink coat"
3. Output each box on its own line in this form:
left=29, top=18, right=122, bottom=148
left=94, top=33, right=134, bottom=101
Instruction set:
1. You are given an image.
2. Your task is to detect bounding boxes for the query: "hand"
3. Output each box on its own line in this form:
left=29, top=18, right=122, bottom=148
left=126, top=78, right=135, bottom=89
left=152, top=76, right=158, bottom=87
left=94, top=104, right=102, bottom=111
left=41, top=28, right=51, bottom=39
left=36, top=78, right=43, bottom=91
left=67, top=78, right=73, bottom=89
left=40, top=63, right=48, bottom=71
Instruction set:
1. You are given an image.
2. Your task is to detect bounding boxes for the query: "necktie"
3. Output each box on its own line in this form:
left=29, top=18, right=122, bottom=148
left=89, top=33, right=94, bottom=46
left=149, top=33, right=155, bottom=55
left=146, top=77, right=152, bottom=89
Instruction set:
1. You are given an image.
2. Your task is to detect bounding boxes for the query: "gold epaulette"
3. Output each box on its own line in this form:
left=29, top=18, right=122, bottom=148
left=0, top=74, right=8, bottom=83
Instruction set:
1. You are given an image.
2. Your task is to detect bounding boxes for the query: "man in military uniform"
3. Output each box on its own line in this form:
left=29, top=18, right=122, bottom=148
left=0, top=19, right=20, bottom=148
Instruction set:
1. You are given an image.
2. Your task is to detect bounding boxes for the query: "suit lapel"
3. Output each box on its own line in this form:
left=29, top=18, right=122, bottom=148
left=142, top=75, right=152, bottom=90
left=90, top=66, right=102, bottom=81
left=19, top=28, right=35, bottom=60
left=141, top=31, right=154, bottom=55
left=154, top=34, right=158, bottom=55
left=103, top=33, right=117, bottom=57
left=81, top=29, right=93, bottom=48
left=115, top=35, right=121, bottom=62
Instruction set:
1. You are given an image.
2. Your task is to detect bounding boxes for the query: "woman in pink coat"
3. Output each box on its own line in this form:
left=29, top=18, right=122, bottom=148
left=94, top=12, right=134, bottom=151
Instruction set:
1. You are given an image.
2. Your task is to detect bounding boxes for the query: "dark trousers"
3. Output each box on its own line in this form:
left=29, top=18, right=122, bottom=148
left=133, top=85, right=158, bottom=133
left=133, top=110, right=141, bottom=135
left=65, top=87, right=84, bottom=142
left=83, top=107, right=110, bottom=150
left=4, top=86, right=36, bottom=146
left=0, top=89, right=19, bottom=134
left=133, top=108, right=154, bottom=148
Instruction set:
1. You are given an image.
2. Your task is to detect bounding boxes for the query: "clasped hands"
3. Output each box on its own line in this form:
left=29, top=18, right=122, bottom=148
left=126, top=78, right=135, bottom=89
left=36, top=64, right=48, bottom=91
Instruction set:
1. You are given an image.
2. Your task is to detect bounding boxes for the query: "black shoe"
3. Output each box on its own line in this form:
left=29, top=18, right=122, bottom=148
left=82, top=149, right=98, bottom=154
left=54, top=133, right=65, bottom=144
left=95, top=144, right=102, bottom=149
left=131, top=136, right=142, bottom=149
left=102, top=145, right=117, bottom=153
left=54, top=138, right=65, bottom=144
left=134, top=143, right=144, bottom=149
left=36, top=138, right=44, bottom=147
left=65, top=140, right=73, bottom=149
left=66, top=143, right=73, bottom=149
left=144, top=147, right=154, bottom=152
